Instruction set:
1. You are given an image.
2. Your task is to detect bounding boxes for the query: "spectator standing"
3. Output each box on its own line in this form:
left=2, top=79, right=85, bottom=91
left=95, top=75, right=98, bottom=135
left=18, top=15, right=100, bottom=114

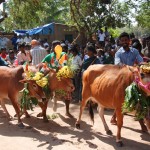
left=98, top=29, right=106, bottom=48
left=24, top=34, right=32, bottom=44
left=115, top=32, right=143, bottom=66
left=30, top=40, right=47, bottom=65
left=17, top=43, right=30, bottom=65
left=70, top=45, right=82, bottom=103
left=111, top=32, right=143, bottom=125
left=16, top=35, right=24, bottom=46
left=11, top=33, right=18, bottom=51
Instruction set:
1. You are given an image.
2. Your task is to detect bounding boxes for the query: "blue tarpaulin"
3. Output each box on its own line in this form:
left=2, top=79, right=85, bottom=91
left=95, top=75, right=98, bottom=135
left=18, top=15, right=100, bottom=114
left=27, top=23, right=54, bottom=35
left=14, top=23, right=54, bottom=36
left=14, top=30, right=29, bottom=35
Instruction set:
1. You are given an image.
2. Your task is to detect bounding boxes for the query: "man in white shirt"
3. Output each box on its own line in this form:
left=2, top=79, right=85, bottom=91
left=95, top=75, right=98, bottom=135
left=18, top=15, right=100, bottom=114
left=98, top=29, right=106, bottom=48
left=24, top=34, right=32, bottom=44
left=17, top=43, right=31, bottom=65
left=30, top=40, right=47, bottom=65
left=16, top=35, right=24, bottom=44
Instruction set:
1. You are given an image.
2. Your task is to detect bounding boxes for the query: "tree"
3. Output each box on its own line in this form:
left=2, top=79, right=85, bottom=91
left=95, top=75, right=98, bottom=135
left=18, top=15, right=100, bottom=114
left=2, top=0, right=70, bottom=31
left=136, top=1, right=150, bottom=29
left=70, top=0, right=132, bottom=42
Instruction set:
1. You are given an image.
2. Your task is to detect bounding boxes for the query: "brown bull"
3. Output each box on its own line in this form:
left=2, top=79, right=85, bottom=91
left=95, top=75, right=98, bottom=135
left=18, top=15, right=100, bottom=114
left=75, top=64, right=150, bottom=147
left=0, top=66, right=46, bottom=127
left=26, top=66, right=74, bottom=119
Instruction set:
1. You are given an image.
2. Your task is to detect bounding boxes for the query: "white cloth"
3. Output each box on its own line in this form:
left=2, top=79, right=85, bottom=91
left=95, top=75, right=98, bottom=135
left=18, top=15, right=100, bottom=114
left=17, top=51, right=30, bottom=64
left=24, top=36, right=32, bottom=43
left=72, top=55, right=82, bottom=69
left=98, top=33, right=105, bottom=41
left=16, top=38, right=24, bottom=44
left=30, top=46, right=47, bottom=65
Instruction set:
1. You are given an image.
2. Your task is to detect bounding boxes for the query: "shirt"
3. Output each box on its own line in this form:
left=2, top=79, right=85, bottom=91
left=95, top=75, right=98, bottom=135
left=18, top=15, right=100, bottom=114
left=6, top=55, right=17, bottom=64
left=72, top=55, right=82, bottom=69
left=30, top=46, right=47, bottom=65
left=42, top=52, right=67, bottom=70
left=115, top=47, right=143, bottom=66
left=17, top=51, right=30, bottom=65
left=24, top=36, right=32, bottom=43
left=98, top=33, right=105, bottom=41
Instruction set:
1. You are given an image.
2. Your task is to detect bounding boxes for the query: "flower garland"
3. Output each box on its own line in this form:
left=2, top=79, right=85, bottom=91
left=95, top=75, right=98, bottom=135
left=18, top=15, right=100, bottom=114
left=56, top=57, right=78, bottom=80
left=19, top=83, right=38, bottom=112
left=122, top=83, right=150, bottom=120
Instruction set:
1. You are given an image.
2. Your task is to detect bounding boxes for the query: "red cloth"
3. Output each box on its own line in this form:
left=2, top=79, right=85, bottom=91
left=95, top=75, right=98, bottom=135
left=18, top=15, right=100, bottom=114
left=0, top=54, right=7, bottom=59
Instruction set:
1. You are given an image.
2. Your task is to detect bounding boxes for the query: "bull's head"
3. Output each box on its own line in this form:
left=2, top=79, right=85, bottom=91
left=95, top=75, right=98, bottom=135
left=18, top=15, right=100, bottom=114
left=49, top=69, right=75, bottom=96
left=129, top=65, right=150, bottom=96
left=20, top=79, right=46, bottom=102
left=130, top=65, right=150, bottom=134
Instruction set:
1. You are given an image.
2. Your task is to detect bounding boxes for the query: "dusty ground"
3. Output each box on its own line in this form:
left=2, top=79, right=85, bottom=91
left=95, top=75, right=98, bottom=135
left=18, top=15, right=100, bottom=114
left=0, top=100, right=150, bottom=150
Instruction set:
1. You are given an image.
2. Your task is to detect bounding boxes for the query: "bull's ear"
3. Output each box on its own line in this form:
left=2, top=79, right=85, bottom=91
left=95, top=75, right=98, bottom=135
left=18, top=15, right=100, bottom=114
left=19, top=79, right=31, bottom=83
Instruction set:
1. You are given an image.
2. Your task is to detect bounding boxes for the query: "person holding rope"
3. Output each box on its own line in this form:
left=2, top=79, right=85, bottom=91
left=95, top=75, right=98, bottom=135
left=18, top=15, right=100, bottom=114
left=111, top=32, right=144, bottom=125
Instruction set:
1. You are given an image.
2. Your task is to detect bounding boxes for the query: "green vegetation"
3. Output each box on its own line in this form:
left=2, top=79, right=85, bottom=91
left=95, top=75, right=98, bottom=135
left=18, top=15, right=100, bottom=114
left=0, top=0, right=149, bottom=36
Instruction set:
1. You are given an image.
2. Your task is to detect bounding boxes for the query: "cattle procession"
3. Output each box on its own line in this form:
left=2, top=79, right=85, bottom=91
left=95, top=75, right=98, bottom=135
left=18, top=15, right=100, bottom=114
left=0, top=0, right=150, bottom=150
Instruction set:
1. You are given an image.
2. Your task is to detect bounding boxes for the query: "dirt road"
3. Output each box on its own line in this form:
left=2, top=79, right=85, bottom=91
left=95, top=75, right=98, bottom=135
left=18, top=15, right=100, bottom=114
left=0, top=100, right=150, bottom=150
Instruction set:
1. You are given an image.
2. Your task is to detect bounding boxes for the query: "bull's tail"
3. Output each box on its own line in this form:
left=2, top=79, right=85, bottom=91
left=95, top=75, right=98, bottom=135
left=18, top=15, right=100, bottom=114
left=88, top=100, right=94, bottom=124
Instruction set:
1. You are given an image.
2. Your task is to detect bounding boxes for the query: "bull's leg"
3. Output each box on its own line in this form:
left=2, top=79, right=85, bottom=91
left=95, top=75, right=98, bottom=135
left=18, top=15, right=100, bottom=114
left=65, top=100, right=73, bottom=118
left=144, top=118, right=150, bottom=134
left=37, top=101, right=48, bottom=122
left=23, top=108, right=30, bottom=118
left=116, top=108, right=123, bottom=147
left=110, top=110, right=117, bottom=125
left=139, top=119, right=148, bottom=132
left=9, top=94, right=24, bottom=128
left=0, top=99, right=13, bottom=120
left=75, top=98, right=87, bottom=129
left=98, top=105, right=112, bottom=135
left=52, top=93, right=57, bottom=112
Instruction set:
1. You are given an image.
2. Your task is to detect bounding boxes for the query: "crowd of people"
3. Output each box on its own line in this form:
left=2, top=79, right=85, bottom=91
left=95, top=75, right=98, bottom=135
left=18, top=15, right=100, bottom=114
left=0, top=30, right=150, bottom=104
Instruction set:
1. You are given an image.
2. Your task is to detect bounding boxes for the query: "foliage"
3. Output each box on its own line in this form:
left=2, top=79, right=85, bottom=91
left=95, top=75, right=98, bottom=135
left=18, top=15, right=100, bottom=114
left=19, top=83, right=38, bottom=111
left=2, top=0, right=70, bottom=31
left=122, top=83, right=150, bottom=120
left=70, top=0, right=132, bottom=39
left=108, top=28, right=120, bottom=38
left=136, top=1, right=150, bottom=29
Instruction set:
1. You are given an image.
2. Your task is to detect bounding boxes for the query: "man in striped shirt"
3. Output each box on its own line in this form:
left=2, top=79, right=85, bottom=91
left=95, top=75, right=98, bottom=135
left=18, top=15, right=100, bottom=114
left=30, top=40, right=47, bottom=65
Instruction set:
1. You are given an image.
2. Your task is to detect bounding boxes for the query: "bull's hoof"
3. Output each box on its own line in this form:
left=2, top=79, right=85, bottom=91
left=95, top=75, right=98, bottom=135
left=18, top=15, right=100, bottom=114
left=18, top=122, right=25, bottom=129
left=25, top=114, right=30, bottom=118
left=75, top=123, right=80, bottom=129
left=141, top=126, right=148, bottom=132
left=65, top=113, right=73, bottom=118
left=43, top=117, right=49, bottom=123
left=106, top=130, right=113, bottom=135
left=116, top=141, right=123, bottom=147
left=37, top=113, right=43, bottom=117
